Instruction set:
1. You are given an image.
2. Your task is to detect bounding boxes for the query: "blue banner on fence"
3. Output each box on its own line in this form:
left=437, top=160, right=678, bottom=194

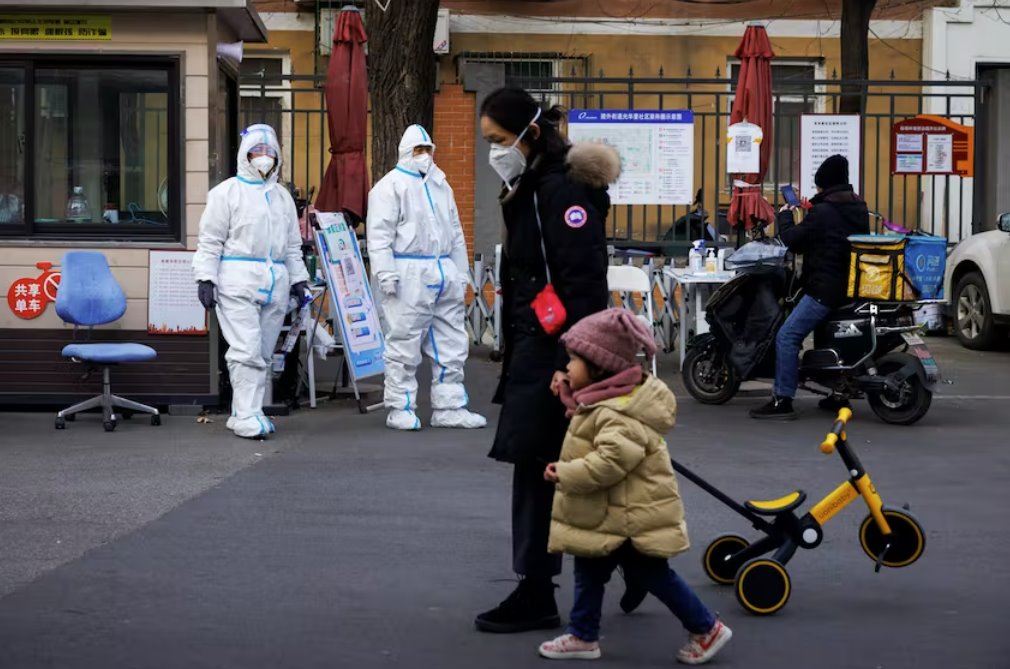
left=568, top=109, right=694, bottom=124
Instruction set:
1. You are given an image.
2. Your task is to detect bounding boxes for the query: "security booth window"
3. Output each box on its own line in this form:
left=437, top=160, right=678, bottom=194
left=0, top=56, right=181, bottom=241
left=0, top=67, right=25, bottom=227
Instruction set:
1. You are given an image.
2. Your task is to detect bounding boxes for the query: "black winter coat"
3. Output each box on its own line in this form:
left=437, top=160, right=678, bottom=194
left=488, top=143, right=620, bottom=465
left=778, top=184, right=870, bottom=308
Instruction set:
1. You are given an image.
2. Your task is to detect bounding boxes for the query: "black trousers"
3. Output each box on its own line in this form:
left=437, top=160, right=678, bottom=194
left=512, top=460, right=563, bottom=579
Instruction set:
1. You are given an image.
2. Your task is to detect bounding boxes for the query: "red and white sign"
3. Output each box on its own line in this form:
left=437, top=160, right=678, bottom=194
left=890, top=115, right=974, bottom=177
left=6, top=261, right=61, bottom=320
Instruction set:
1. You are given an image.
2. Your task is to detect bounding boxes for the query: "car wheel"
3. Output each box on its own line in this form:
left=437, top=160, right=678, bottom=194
left=954, top=271, right=1004, bottom=350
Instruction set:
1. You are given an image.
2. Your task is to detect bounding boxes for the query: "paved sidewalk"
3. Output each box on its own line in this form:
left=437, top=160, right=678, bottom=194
left=0, top=338, right=1007, bottom=668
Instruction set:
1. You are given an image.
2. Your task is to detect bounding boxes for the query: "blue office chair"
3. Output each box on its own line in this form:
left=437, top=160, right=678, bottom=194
left=54, top=251, right=161, bottom=432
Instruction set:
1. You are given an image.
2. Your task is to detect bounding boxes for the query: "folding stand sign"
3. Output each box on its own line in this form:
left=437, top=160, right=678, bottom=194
left=313, top=211, right=385, bottom=413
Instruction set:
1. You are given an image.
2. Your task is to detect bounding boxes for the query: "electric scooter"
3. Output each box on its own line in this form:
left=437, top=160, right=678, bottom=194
left=670, top=408, right=925, bottom=615
left=682, top=227, right=940, bottom=425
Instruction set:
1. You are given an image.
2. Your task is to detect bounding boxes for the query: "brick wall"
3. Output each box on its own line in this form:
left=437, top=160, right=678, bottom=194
left=432, top=84, right=477, bottom=260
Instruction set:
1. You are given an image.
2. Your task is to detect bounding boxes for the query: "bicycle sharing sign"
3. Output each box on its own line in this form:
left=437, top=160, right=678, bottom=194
left=6, top=261, right=61, bottom=319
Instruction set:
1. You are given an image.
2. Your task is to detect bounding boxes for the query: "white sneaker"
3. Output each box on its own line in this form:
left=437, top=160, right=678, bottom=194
left=538, top=634, right=601, bottom=660
left=676, top=619, right=732, bottom=665
left=386, top=409, right=421, bottom=431
left=430, top=408, right=487, bottom=429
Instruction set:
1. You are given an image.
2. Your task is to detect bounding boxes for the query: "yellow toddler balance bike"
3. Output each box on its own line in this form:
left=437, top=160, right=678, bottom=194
left=672, top=408, right=925, bottom=615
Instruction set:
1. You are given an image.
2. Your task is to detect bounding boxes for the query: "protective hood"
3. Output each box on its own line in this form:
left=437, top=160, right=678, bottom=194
left=238, top=123, right=283, bottom=187
left=593, top=374, right=677, bottom=434
left=396, top=124, right=436, bottom=171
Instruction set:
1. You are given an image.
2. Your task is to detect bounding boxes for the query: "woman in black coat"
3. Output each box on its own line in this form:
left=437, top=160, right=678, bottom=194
left=474, top=88, right=621, bottom=633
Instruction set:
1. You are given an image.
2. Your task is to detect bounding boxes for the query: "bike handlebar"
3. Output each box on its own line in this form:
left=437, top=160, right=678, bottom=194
left=820, top=408, right=853, bottom=454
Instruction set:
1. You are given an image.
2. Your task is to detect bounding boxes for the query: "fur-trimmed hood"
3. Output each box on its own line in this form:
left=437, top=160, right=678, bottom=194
left=566, top=142, right=621, bottom=188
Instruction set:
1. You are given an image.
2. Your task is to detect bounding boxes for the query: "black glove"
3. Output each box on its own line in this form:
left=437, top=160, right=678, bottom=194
left=197, top=280, right=217, bottom=310
left=290, top=281, right=310, bottom=305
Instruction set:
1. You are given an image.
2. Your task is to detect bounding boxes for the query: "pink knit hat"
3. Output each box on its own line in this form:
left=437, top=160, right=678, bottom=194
left=560, top=308, right=657, bottom=373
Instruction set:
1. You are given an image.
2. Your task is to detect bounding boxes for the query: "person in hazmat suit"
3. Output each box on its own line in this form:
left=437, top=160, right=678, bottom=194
left=367, top=125, right=487, bottom=431
left=192, top=124, right=310, bottom=438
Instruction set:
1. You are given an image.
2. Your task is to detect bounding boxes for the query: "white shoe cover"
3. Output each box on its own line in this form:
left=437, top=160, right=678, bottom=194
left=229, top=415, right=273, bottom=439
left=431, top=408, right=487, bottom=429
left=387, top=409, right=421, bottom=431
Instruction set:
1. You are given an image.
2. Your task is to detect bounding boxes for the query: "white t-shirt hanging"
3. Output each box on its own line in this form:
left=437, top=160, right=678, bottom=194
left=726, top=121, right=763, bottom=174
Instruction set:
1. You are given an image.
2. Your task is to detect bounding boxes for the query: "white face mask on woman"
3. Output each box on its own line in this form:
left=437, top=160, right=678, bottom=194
left=412, top=152, right=433, bottom=174
left=488, top=108, right=542, bottom=190
left=250, top=155, right=276, bottom=178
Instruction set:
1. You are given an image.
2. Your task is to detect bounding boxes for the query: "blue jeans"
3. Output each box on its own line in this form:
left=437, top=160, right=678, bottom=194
left=567, top=542, right=716, bottom=642
left=774, top=295, right=832, bottom=399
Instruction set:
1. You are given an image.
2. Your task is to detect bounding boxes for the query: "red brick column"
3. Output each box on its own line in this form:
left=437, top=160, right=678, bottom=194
left=433, top=84, right=476, bottom=260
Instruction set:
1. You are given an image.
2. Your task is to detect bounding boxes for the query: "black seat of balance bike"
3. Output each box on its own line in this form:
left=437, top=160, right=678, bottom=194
left=744, top=490, right=807, bottom=516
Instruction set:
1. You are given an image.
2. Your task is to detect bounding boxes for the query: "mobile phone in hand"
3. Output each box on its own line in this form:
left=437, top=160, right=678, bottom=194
left=781, top=184, right=800, bottom=207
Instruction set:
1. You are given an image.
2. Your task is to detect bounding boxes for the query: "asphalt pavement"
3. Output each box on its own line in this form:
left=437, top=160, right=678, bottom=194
left=0, top=336, right=1007, bottom=669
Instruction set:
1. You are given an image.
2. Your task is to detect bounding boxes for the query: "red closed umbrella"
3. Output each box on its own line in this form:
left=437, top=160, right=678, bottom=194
left=727, top=25, right=776, bottom=233
left=315, top=7, right=369, bottom=223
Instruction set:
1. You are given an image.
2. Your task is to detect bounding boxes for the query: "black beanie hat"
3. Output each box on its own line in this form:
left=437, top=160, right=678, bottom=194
left=814, top=154, right=849, bottom=189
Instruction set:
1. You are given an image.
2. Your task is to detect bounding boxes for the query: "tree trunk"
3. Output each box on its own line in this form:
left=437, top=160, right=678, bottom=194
left=839, top=0, right=878, bottom=113
left=366, top=0, right=440, bottom=184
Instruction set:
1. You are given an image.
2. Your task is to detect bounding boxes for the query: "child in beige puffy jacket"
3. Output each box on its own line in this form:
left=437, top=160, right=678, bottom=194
left=540, top=308, right=732, bottom=665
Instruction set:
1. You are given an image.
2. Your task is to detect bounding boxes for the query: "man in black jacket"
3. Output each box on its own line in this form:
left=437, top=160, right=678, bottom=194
left=751, top=155, right=869, bottom=420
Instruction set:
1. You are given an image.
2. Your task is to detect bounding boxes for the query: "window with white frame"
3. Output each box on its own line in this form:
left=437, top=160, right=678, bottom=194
left=727, top=59, right=825, bottom=188
left=239, top=55, right=293, bottom=181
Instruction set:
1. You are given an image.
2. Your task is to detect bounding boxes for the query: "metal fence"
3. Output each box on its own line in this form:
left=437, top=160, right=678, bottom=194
left=511, top=70, right=984, bottom=248
left=240, top=70, right=984, bottom=248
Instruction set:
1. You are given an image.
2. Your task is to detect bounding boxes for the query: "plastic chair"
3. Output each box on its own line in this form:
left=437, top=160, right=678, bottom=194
left=606, top=264, right=658, bottom=376
left=54, top=251, right=160, bottom=432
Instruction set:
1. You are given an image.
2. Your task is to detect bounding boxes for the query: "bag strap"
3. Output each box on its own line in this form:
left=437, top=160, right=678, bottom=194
left=532, top=193, right=553, bottom=284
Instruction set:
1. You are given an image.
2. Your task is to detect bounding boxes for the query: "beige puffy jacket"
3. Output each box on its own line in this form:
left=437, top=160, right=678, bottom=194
left=548, top=374, right=689, bottom=559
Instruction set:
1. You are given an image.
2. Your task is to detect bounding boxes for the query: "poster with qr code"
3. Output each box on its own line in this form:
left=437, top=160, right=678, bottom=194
left=726, top=122, right=762, bottom=174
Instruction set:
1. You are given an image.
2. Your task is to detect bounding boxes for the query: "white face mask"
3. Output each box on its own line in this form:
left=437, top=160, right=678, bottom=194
left=250, top=155, right=276, bottom=178
left=488, top=108, right=542, bottom=191
left=412, top=153, right=433, bottom=174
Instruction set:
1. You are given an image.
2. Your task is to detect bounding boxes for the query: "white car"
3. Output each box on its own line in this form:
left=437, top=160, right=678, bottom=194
left=944, top=213, right=1010, bottom=349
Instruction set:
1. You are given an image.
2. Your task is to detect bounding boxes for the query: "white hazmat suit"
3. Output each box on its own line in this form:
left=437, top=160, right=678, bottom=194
left=367, top=125, right=486, bottom=430
left=193, top=124, right=309, bottom=438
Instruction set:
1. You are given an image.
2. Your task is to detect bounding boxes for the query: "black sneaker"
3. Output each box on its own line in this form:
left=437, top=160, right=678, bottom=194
left=749, top=396, right=797, bottom=420
left=475, top=579, right=561, bottom=634
left=818, top=395, right=851, bottom=412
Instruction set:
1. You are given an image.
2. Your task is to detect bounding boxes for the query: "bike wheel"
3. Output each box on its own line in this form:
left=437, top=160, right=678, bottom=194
left=703, top=534, right=749, bottom=585
left=682, top=343, right=740, bottom=405
left=859, top=508, right=925, bottom=569
left=866, top=357, right=932, bottom=425
left=735, top=558, right=791, bottom=616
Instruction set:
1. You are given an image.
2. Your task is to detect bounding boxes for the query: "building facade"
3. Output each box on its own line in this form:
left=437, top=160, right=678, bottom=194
left=0, top=0, right=265, bottom=406
left=251, top=0, right=995, bottom=264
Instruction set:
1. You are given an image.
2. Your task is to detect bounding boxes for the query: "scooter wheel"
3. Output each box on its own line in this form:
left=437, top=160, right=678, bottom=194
left=682, top=344, right=740, bottom=405
left=703, top=533, right=750, bottom=585
left=735, top=558, right=791, bottom=615
left=859, top=508, right=925, bottom=569
left=866, top=357, right=932, bottom=425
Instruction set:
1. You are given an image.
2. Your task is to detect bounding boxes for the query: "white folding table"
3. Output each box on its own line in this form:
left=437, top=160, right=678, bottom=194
left=663, top=267, right=737, bottom=370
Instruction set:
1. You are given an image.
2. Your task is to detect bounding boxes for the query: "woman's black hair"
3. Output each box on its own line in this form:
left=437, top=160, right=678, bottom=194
left=480, top=87, right=568, bottom=162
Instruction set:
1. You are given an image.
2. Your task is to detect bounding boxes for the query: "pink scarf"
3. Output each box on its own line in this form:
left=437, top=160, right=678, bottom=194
left=559, top=366, right=645, bottom=418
